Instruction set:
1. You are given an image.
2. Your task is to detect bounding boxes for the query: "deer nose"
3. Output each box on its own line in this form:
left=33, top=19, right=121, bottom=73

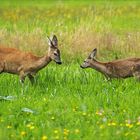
left=56, top=61, right=62, bottom=65
left=80, top=65, right=84, bottom=68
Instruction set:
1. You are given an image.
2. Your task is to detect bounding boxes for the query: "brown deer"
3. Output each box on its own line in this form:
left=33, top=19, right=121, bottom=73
left=0, top=35, right=62, bottom=83
left=80, top=48, right=140, bottom=79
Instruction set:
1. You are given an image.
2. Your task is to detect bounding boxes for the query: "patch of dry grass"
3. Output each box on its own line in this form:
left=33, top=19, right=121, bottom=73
left=0, top=1, right=140, bottom=62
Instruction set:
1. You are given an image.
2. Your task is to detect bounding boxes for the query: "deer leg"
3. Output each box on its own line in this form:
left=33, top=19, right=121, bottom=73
left=19, top=71, right=26, bottom=84
left=0, top=67, right=3, bottom=74
left=28, top=74, right=35, bottom=84
left=104, top=74, right=112, bottom=81
left=0, top=63, right=4, bottom=74
left=133, top=71, right=140, bottom=81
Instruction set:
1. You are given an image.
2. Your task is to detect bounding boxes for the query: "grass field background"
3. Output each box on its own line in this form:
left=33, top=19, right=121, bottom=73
left=0, top=0, right=140, bottom=140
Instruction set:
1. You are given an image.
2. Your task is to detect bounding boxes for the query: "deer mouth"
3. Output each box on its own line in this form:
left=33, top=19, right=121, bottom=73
left=80, top=65, right=85, bottom=68
left=56, top=61, right=62, bottom=65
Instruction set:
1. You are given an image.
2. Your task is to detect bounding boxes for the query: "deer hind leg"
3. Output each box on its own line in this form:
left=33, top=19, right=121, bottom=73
left=133, top=71, right=140, bottom=81
left=27, top=74, right=35, bottom=84
left=0, top=63, right=4, bottom=74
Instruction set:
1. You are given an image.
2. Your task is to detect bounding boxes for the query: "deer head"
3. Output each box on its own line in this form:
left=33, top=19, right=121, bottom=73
left=80, top=48, right=97, bottom=68
left=47, top=35, right=62, bottom=64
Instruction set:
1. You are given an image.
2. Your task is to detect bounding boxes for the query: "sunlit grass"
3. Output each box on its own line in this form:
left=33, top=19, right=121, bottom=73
left=0, top=65, right=140, bottom=139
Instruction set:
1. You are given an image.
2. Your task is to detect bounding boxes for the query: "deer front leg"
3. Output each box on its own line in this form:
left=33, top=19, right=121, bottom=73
left=28, top=74, right=35, bottom=84
left=19, top=71, right=26, bottom=84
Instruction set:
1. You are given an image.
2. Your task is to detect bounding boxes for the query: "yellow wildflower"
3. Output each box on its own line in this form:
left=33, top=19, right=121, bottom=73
left=82, top=112, right=87, bottom=116
left=63, top=129, right=69, bottom=136
left=95, top=110, right=104, bottom=116
left=73, top=108, right=76, bottom=112
left=125, top=123, right=133, bottom=128
left=136, top=121, right=140, bottom=125
left=54, top=130, right=59, bottom=134
left=26, top=124, right=31, bottom=128
left=7, top=125, right=12, bottom=129
left=75, top=129, right=80, bottom=134
left=108, top=122, right=117, bottom=126
left=10, top=134, right=14, bottom=138
left=51, top=116, right=55, bottom=120
left=21, top=131, right=26, bottom=136
left=0, top=119, right=4, bottom=122
left=111, top=122, right=117, bottom=126
left=100, top=125, right=105, bottom=129
left=30, top=126, right=35, bottom=130
left=73, top=106, right=78, bottom=112
left=42, top=135, right=48, bottom=140
left=123, top=109, right=126, bottom=113
left=43, top=97, right=47, bottom=102
left=54, top=135, right=59, bottom=139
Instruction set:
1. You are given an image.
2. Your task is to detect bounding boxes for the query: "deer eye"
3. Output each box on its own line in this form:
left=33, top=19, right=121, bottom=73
left=54, top=52, right=57, bottom=56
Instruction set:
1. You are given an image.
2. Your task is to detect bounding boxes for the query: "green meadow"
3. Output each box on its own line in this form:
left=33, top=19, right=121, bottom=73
left=0, top=0, right=140, bottom=140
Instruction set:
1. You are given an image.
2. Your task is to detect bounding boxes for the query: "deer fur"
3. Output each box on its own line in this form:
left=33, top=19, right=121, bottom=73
left=0, top=35, right=62, bottom=83
left=80, top=48, right=140, bottom=79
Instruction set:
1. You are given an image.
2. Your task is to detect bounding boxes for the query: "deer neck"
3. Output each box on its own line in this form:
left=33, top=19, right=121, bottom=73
left=90, top=60, right=107, bottom=74
left=33, top=55, right=52, bottom=71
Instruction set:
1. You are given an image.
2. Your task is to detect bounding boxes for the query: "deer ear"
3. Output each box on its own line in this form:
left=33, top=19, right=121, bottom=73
left=47, top=36, right=53, bottom=47
left=88, top=48, right=97, bottom=59
left=51, top=35, right=58, bottom=47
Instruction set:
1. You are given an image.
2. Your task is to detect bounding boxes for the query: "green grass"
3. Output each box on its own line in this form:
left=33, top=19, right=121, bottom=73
left=1, top=65, right=140, bottom=140
left=0, top=0, right=140, bottom=140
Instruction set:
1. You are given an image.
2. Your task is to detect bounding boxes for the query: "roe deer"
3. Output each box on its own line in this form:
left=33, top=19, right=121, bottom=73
left=80, top=48, right=140, bottom=79
left=0, top=35, right=62, bottom=83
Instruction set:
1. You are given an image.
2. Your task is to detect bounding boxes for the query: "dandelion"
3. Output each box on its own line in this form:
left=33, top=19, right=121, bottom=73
left=54, top=130, right=59, bottom=134
left=20, top=131, right=26, bottom=136
left=43, top=97, right=47, bottom=102
left=51, top=116, right=55, bottom=120
left=111, top=122, right=117, bottom=126
left=73, top=106, right=78, bottom=112
left=123, top=109, right=126, bottom=113
left=125, top=123, right=133, bottom=128
left=75, top=129, right=80, bottom=134
left=10, top=134, right=14, bottom=138
left=108, top=122, right=117, bottom=126
left=0, top=118, right=4, bottom=122
left=54, top=135, right=59, bottom=139
left=99, top=125, right=105, bottom=129
left=26, top=124, right=31, bottom=128
left=42, top=135, right=48, bottom=140
left=30, top=126, right=35, bottom=130
left=73, top=108, right=76, bottom=112
left=63, top=129, right=70, bottom=136
left=136, top=121, right=140, bottom=125
left=96, top=110, right=104, bottom=116
left=7, top=125, right=12, bottom=129
left=82, top=112, right=87, bottom=116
